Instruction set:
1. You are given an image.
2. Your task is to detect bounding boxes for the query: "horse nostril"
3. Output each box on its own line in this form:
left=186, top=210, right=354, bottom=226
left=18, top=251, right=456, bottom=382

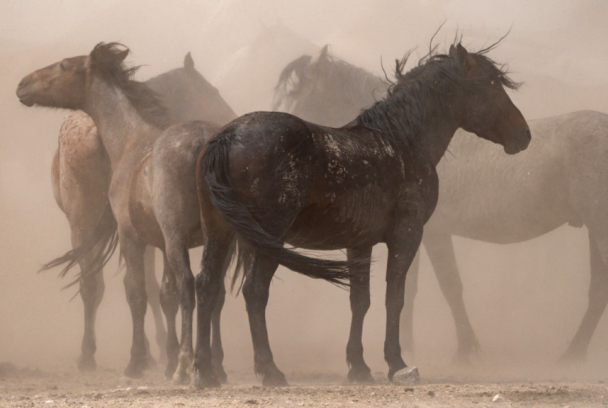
left=17, top=78, right=28, bottom=89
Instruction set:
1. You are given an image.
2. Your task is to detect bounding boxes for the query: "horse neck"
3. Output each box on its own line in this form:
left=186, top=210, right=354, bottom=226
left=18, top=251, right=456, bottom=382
left=371, top=84, right=462, bottom=167
left=83, top=76, right=159, bottom=168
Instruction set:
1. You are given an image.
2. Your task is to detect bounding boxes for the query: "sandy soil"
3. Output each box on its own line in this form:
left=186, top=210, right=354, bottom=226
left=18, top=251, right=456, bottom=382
left=1, top=363, right=606, bottom=408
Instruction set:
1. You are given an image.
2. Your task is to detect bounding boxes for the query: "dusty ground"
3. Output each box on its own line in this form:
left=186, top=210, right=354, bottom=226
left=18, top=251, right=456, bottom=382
left=1, top=363, right=607, bottom=408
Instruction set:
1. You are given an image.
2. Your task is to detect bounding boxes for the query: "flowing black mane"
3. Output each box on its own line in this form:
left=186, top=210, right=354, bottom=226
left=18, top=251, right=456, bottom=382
left=89, top=42, right=172, bottom=130
left=356, top=42, right=520, bottom=149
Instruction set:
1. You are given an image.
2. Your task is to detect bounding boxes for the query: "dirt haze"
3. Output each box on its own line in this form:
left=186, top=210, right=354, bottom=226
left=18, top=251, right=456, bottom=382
left=1, top=1, right=608, bottom=405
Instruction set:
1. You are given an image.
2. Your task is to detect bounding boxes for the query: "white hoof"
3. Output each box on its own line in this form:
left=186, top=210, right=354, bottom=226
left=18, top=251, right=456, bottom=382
left=393, top=366, right=419, bottom=385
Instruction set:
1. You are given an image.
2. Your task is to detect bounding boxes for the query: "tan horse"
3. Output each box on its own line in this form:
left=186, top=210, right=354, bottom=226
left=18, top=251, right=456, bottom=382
left=47, top=52, right=236, bottom=372
left=18, top=43, right=238, bottom=382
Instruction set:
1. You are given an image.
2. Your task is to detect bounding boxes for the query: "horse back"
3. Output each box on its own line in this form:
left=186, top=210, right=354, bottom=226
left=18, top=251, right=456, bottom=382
left=224, top=112, right=436, bottom=248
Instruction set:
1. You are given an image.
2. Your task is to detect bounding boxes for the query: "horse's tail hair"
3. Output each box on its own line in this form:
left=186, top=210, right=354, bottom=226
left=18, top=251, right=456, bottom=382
left=39, top=201, right=119, bottom=290
left=199, top=131, right=352, bottom=288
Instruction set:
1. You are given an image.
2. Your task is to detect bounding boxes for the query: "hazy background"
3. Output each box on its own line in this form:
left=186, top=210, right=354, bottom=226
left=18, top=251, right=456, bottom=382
left=2, top=0, right=608, bottom=381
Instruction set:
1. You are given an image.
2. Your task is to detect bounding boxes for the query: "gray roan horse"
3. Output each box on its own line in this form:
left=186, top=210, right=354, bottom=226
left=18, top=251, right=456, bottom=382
left=17, top=43, right=242, bottom=383
left=275, top=46, right=608, bottom=364
left=42, top=52, right=236, bottom=374
left=196, top=42, right=530, bottom=387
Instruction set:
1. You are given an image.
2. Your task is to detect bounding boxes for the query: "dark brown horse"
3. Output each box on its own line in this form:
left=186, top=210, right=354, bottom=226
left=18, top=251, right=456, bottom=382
left=275, top=47, right=608, bottom=365
left=44, top=53, right=236, bottom=373
left=195, top=42, right=530, bottom=387
left=16, top=43, right=241, bottom=383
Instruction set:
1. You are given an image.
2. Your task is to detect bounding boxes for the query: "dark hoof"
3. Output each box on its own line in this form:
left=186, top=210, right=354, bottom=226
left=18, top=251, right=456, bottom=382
left=452, top=352, right=472, bottom=366
left=77, top=355, right=97, bottom=373
left=559, top=348, right=587, bottom=365
left=194, top=371, right=221, bottom=389
left=145, top=354, right=158, bottom=370
left=262, top=370, right=289, bottom=387
left=347, top=367, right=375, bottom=384
left=124, top=360, right=147, bottom=379
left=164, top=361, right=178, bottom=380
left=213, top=364, right=228, bottom=384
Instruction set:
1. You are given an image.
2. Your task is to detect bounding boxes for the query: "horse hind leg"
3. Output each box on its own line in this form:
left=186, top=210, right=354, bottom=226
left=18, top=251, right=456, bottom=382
left=143, top=246, right=168, bottom=366
left=211, top=274, right=228, bottom=384
left=346, top=246, right=374, bottom=383
left=164, top=238, right=196, bottom=385
left=159, top=252, right=180, bottom=380
left=193, top=222, right=233, bottom=389
left=424, top=232, right=480, bottom=364
left=560, top=230, right=608, bottom=362
left=241, top=251, right=287, bottom=386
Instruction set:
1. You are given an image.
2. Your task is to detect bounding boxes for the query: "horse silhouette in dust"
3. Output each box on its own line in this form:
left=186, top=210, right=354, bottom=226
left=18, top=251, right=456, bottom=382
left=43, top=53, right=236, bottom=374
left=195, top=41, right=530, bottom=387
left=17, top=43, right=243, bottom=383
left=275, top=46, right=608, bottom=365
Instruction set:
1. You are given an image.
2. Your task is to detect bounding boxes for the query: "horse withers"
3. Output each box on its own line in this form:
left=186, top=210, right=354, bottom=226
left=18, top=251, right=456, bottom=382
left=194, top=42, right=530, bottom=387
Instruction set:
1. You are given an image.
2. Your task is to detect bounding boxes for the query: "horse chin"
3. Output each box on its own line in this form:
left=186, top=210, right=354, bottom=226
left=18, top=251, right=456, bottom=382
left=503, top=143, right=522, bottom=155
left=18, top=97, right=35, bottom=107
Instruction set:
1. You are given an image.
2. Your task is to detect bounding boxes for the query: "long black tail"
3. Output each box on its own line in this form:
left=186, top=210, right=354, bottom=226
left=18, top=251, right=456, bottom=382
left=40, top=201, right=119, bottom=289
left=200, top=132, right=351, bottom=288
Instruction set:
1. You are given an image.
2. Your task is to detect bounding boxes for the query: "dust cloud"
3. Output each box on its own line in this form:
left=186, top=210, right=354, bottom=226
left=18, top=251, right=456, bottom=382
left=1, top=0, right=608, bottom=384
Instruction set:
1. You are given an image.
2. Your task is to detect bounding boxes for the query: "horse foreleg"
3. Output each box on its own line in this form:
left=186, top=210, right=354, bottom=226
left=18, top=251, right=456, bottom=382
left=78, top=255, right=105, bottom=372
left=144, top=246, right=168, bottom=366
left=242, top=252, right=286, bottom=387
left=121, top=237, right=149, bottom=379
left=424, top=232, right=480, bottom=363
left=345, top=246, right=373, bottom=383
left=159, top=252, right=179, bottom=379
left=385, top=223, right=423, bottom=382
left=561, top=231, right=608, bottom=362
left=401, top=251, right=420, bottom=357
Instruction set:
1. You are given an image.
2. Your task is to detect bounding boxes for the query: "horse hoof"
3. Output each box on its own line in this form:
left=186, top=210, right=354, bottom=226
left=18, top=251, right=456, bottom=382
left=347, top=368, right=375, bottom=384
left=558, top=349, right=587, bottom=365
left=77, top=355, right=97, bottom=373
left=213, top=365, right=228, bottom=385
left=123, top=361, right=146, bottom=379
left=145, top=355, right=158, bottom=370
left=262, top=371, right=289, bottom=387
left=164, top=362, right=178, bottom=380
left=194, top=372, right=221, bottom=389
left=392, top=366, right=419, bottom=385
left=172, top=371, right=191, bottom=386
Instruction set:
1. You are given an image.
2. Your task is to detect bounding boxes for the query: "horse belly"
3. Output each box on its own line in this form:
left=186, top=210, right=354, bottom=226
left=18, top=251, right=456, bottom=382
left=287, top=187, right=392, bottom=249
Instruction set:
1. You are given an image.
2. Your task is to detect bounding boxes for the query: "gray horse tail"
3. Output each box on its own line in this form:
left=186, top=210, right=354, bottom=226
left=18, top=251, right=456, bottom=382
left=39, top=201, right=119, bottom=290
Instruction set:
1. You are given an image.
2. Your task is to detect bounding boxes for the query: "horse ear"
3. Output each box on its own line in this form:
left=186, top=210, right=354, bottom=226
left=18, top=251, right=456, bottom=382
left=449, top=44, right=457, bottom=56
left=455, top=43, right=471, bottom=71
left=311, top=44, right=330, bottom=65
left=184, top=52, right=195, bottom=71
left=116, top=48, right=129, bottom=64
